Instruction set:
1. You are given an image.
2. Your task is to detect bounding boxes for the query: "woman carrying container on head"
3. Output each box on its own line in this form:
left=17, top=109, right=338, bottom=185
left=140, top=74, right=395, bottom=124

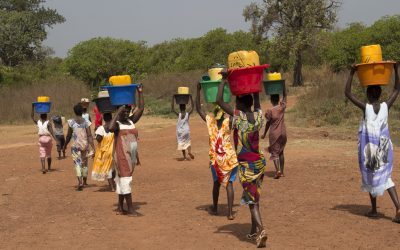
left=31, top=104, right=56, bottom=174
left=171, top=93, right=195, bottom=161
left=216, top=72, right=268, bottom=247
left=196, top=82, right=238, bottom=220
left=261, top=82, right=287, bottom=179
left=345, top=63, right=400, bottom=223
left=109, top=85, right=144, bottom=217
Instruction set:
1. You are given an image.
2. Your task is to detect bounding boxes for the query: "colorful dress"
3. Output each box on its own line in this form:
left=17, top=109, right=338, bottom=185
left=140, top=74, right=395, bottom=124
left=37, top=120, right=53, bottom=158
left=265, top=101, right=287, bottom=160
left=92, top=126, right=114, bottom=181
left=233, top=109, right=266, bottom=204
left=68, top=119, right=91, bottom=177
left=206, top=115, right=238, bottom=186
left=176, top=112, right=191, bottom=150
left=358, top=102, right=394, bottom=197
left=114, top=120, right=138, bottom=195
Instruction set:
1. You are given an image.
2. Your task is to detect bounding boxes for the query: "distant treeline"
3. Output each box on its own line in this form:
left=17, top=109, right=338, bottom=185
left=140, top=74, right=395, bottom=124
left=1, top=16, right=400, bottom=87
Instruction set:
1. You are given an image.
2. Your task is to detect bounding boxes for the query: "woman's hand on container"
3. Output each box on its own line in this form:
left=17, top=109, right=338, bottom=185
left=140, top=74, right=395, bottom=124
left=220, top=69, right=229, bottom=80
left=137, top=84, right=143, bottom=93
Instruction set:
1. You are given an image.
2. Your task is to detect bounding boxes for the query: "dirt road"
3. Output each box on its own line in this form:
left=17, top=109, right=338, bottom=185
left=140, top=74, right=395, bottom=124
left=1, top=100, right=399, bottom=249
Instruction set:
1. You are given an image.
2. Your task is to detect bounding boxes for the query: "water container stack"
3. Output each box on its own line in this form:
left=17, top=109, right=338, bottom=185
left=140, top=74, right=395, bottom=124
left=356, top=45, right=395, bottom=86
left=226, top=51, right=269, bottom=96
left=200, top=64, right=231, bottom=103
left=33, top=96, right=51, bottom=114
left=174, top=87, right=191, bottom=105
left=263, top=72, right=285, bottom=95
left=104, top=75, right=139, bottom=106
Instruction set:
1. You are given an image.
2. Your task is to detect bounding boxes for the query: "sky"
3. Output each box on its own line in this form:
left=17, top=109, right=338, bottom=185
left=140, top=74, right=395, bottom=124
left=43, top=0, right=400, bottom=58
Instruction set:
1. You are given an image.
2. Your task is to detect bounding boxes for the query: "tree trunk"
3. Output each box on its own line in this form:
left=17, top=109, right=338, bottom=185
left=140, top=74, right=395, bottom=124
left=293, top=50, right=303, bottom=86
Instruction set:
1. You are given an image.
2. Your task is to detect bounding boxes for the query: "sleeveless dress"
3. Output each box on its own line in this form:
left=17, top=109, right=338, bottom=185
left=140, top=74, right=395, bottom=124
left=37, top=120, right=52, bottom=158
left=176, top=112, right=191, bottom=150
left=233, top=109, right=266, bottom=204
left=265, top=101, right=287, bottom=160
left=114, top=120, right=138, bottom=195
left=92, top=126, right=114, bottom=181
left=68, top=119, right=91, bottom=177
left=358, top=102, right=394, bottom=197
left=206, top=115, right=238, bottom=186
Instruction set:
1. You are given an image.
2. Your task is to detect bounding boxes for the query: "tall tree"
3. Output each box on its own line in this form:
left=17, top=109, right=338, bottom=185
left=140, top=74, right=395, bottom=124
left=244, top=0, right=340, bottom=86
left=0, top=0, right=65, bottom=66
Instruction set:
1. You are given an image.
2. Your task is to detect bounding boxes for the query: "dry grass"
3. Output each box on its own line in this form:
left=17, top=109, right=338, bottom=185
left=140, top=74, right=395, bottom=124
left=0, top=75, right=90, bottom=124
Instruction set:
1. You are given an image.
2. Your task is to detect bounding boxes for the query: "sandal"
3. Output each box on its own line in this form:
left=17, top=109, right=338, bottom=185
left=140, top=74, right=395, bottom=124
left=274, top=171, right=281, bottom=179
left=246, top=233, right=257, bottom=240
left=256, top=229, right=268, bottom=248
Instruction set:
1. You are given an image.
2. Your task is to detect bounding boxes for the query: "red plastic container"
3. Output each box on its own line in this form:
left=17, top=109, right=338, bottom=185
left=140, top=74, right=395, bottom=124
left=227, top=64, right=269, bottom=96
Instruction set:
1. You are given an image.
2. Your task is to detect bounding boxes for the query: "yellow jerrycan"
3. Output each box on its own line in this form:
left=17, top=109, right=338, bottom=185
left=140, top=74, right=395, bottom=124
left=228, top=51, right=260, bottom=69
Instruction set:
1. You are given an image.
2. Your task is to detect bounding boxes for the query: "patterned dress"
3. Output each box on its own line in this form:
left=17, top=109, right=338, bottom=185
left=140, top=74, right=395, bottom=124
left=68, top=119, right=91, bottom=177
left=114, top=120, right=138, bottom=195
left=233, top=109, right=266, bottom=205
left=206, top=115, right=238, bottom=186
left=176, top=112, right=191, bottom=150
left=358, top=102, right=394, bottom=197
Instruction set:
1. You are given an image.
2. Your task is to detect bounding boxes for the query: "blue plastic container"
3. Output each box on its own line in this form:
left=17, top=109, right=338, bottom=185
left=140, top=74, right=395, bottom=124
left=32, top=102, right=51, bottom=113
left=104, top=84, right=139, bottom=106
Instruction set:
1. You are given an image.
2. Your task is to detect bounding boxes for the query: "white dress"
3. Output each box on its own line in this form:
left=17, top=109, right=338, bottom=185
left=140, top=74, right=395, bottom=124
left=176, top=112, right=191, bottom=150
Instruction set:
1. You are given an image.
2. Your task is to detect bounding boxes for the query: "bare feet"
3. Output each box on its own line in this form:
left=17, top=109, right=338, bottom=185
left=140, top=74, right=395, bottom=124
left=208, top=205, right=218, bottom=215
left=393, top=209, right=400, bottom=223
left=274, top=171, right=281, bottom=179
left=188, top=153, right=195, bottom=160
left=365, top=210, right=378, bottom=218
left=227, top=214, right=235, bottom=220
left=115, top=208, right=127, bottom=215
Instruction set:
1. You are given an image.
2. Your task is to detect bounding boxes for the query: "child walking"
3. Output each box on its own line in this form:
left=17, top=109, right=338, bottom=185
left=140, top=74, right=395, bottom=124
left=196, top=82, right=238, bottom=220
left=216, top=75, right=268, bottom=247
left=31, top=104, right=56, bottom=174
left=109, top=85, right=144, bottom=216
left=52, top=115, right=66, bottom=159
left=345, top=63, right=400, bottom=223
left=261, top=83, right=287, bottom=179
left=92, top=113, right=116, bottom=191
left=171, top=95, right=195, bottom=160
left=64, top=104, right=95, bottom=191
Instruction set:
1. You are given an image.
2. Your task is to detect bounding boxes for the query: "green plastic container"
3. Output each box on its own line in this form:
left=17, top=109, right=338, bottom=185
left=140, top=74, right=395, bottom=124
left=200, top=80, right=231, bottom=103
left=263, top=80, right=284, bottom=95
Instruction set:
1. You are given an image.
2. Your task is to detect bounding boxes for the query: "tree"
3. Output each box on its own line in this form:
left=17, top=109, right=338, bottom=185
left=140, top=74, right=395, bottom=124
left=65, top=37, right=147, bottom=87
left=243, top=0, right=340, bottom=86
left=0, top=0, right=65, bottom=66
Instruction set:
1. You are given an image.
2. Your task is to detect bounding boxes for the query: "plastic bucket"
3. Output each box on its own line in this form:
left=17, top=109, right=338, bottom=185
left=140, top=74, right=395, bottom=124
left=174, top=94, right=190, bottom=105
left=356, top=62, right=394, bottom=86
left=33, top=102, right=51, bottom=114
left=263, top=80, right=284, bottom=95
left=200, top=80, right=231, bottom=103
left=227, top=64, right=269, bottom=96
left=104, top=84, right=139, bottom=106
left=93, top=97, right=116, bottom=113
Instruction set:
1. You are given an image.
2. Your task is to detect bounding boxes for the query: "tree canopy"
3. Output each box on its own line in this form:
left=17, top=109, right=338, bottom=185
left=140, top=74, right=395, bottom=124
left=0, top=0, right=65, bottom=66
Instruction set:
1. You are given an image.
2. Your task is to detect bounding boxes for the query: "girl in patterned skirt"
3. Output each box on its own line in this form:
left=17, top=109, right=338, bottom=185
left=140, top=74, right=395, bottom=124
left=196, top=82, right=238, bottom=220
left=216, top=74, right=268, bottom=248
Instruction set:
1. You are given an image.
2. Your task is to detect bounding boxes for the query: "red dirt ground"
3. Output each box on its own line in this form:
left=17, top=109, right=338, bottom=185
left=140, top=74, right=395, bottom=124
left=1, top=98, right=399, bottom=249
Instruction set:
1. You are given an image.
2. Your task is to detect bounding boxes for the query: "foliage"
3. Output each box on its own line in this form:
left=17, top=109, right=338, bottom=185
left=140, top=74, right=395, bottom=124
left=65, top=37, right=147, bottom=87
left=322, top=16, right=400, bottom=71
left=0, top=0, right=65, bottom=66
left=243, top=0, right=340, bottom=86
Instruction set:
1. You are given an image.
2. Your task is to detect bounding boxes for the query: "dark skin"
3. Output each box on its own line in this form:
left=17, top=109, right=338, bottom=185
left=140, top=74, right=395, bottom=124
left=63, top=112, right=96, bottom=190
left=171, top=94, right=195, bottom=160
left=196, top=81, right=234, bottom=220
left=345, top=62, right=400, bottom=222
left=109, top=85, right=144, bottom=216
left=216, top=75, right=266, bottom=238
left=31, top=104, right=56, bottom=173
left=95, top=114, right=116, bottom=192
left=261, top=83, right=287, bottom=179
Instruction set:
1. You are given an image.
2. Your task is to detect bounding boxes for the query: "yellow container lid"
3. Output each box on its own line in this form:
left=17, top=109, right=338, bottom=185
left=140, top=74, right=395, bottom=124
left=267, top=72, right=282, bottom=81
left=178, top=87, right=189, bottom=94
left=360, top=45, right=382, bottom=63
left=37, top=96, right=50, bottom=102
